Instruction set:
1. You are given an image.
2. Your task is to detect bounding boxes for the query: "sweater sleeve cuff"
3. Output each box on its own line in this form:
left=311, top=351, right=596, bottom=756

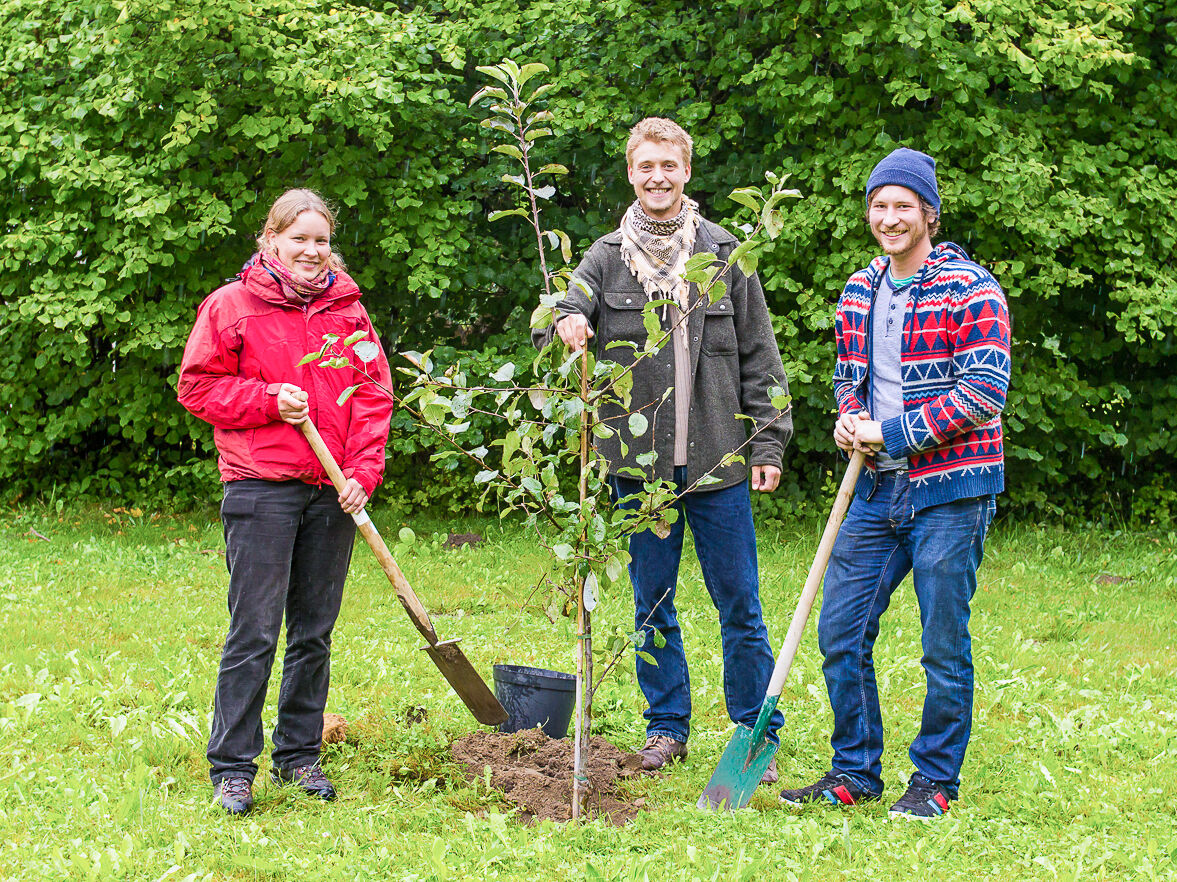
left=881, top=417, right=908, bottom=459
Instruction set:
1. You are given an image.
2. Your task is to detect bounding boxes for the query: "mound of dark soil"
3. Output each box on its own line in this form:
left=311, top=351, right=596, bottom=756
left=452, top=730, right=646, bottom=824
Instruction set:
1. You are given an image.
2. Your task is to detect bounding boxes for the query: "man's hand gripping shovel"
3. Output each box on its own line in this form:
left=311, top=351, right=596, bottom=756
left=698, top=450, right=866, bottom=811
left=299, top=417, right=507, bottom=726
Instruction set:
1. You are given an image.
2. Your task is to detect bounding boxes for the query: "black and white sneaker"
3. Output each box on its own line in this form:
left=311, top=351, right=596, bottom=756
left=779, top=771, right=880, bottom=806
left=888, top=773, right=952, bottom=820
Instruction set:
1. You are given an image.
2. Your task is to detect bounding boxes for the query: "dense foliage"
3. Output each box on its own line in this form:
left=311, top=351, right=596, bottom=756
left=3, top=0, right=1174, bottom=522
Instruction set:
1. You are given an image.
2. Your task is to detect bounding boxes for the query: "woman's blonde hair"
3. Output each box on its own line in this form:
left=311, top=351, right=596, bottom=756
left=256, top=188, right=347, bottom=271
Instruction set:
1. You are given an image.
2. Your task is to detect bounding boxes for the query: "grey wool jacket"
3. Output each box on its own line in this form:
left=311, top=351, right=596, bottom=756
left=532, top=216, right=792, bottom=490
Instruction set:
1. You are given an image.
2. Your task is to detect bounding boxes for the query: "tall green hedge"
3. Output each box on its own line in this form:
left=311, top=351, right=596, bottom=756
left=3, top=0, right=1175, bottom=523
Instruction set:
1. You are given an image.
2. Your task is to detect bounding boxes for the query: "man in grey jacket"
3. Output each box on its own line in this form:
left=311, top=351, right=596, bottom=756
left=534, top=117, right=792, bottom=776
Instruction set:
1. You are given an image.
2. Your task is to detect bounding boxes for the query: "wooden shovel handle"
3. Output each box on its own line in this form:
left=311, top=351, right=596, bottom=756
left=298, top=418, right=439, bottom=645
left=764, top=449, right=866, bottom=697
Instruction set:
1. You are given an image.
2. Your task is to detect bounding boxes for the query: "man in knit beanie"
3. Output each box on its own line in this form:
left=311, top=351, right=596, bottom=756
left=532, top=118, right=792, bottom=782
left=779, top=147, right=1011, bottom=819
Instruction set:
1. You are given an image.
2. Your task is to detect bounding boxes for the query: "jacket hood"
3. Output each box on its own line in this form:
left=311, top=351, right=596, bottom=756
left=864, top=241, right=972, bottom=287
left=240, top=264, right=362, bottom=309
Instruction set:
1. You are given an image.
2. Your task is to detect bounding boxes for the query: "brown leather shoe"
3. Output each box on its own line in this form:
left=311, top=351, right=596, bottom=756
left=760, top=757, right=778, bottom=785
left=638, top=735, right=688, bottom=771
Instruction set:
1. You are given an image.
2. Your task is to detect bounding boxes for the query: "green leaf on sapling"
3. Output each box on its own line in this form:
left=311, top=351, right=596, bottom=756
left=336, top=384, right=360, bottom=406
left=727, top=187, right=761, bottom=211
left=491, top=362, right=516, bottom=382
left=353, top=341, right=379, bottom=363
left=489, top=208, right=528, bottom=222
left=636, top=651, right=658, bottom=667
left=344, top=330, right=368, bottom=346
left=298, top=351, right=322, bottom=366
left=492, top=144, right=523, bottom=160
left=517, top=62, right=550, bottom=86
left=468, top=85, right=509, bottom=106
left=708, top=279, right=728, bottom=304
left=652, top=628, right=666, bottom=649
left=628, top=412, right=649, bottom=437
left=553, top=543, right=574, bottom=561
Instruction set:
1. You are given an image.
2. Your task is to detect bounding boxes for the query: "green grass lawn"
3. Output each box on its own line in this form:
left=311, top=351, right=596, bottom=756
left=1, top=503, right=1175, bottom=881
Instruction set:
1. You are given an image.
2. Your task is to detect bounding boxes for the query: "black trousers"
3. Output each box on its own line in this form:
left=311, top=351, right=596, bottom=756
left=208, top=479, right=356, bottom=783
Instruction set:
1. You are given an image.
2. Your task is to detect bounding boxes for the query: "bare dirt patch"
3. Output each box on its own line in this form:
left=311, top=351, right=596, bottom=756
left=452, top=729, right=646, bottom=824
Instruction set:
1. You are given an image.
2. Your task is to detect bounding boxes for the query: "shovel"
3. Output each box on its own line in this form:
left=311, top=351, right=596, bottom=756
left=299, top=418, right=507, bottom=726
left=698, top=449, right=866, bottom=811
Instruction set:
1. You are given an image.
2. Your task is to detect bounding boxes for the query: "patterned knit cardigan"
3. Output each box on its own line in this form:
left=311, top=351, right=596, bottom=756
left=833, top=241, right=1011, bottom=511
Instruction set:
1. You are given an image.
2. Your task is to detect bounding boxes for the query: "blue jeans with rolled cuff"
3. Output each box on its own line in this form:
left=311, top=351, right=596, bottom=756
left=817, top=469, right=995, bottom=798
left=609, top=467, right=783, bottom=745
left=207, top=479, right=356, bottom=784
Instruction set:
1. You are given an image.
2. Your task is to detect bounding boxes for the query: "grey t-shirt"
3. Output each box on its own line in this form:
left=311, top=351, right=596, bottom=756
left=869, top=272, right=908, bottom=471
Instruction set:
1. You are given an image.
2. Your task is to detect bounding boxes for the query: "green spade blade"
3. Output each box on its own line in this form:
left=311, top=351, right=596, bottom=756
left=697, top=697, right=780, bottom=811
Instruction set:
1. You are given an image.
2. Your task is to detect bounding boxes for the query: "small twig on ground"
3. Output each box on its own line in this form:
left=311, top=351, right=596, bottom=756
left=27, top=527, right=50, bottom=542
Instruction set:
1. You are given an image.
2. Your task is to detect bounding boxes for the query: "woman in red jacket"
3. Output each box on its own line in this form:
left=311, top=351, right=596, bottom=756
left=178, top=189, right=393, bottom=816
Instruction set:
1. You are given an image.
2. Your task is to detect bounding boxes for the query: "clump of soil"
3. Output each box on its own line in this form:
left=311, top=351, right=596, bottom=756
left=452, top=729, right=646, bottom=824
left=444, top=531, right=484, bottom=549
left=322, top=713, right=349, bottom=744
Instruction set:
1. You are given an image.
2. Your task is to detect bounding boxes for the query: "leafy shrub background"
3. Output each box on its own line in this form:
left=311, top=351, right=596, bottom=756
left=3, top=0, right=1174, bottom=523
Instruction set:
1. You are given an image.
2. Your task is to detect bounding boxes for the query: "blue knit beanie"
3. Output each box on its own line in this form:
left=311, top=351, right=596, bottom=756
left=865, top=148, right=940, bottom=213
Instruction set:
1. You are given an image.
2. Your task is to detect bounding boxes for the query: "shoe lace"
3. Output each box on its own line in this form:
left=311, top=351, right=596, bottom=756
left=292, top=764, right=328, bottom=785
left=221, top=777, right=251, bottom=799
left=900, top=775, right=938, bottom=802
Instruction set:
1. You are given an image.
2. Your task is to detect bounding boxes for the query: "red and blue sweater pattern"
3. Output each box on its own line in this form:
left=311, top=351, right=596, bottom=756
left=833, top=241, right=1011, bottom=511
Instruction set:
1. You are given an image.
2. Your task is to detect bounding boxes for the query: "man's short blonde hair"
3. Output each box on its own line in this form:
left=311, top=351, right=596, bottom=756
left=625, top=117, right=693, bottom=167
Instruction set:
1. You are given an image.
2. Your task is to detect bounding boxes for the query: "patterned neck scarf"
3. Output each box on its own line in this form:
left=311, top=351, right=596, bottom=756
left=619, top=196, right=699, bottom=310
left=252, top=251, right=335, bottom=304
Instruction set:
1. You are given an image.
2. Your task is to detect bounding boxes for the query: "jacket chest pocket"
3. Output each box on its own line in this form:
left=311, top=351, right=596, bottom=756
left=701, top=296, right=737, bottom=356
left=602, top=289, right=649, bottom=351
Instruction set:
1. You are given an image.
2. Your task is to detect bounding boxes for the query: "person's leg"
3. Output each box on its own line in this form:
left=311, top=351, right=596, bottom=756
left=907, top=494, right=996, bottom=798
left=271, top=486, right=356, bottom=772
left=208, top=480, right=302, bottom=784
left=686, top=479, right=782, bottom=741
left=611, top=472, right=690, bottom=744
left=817, top=473, right=911, bottom=796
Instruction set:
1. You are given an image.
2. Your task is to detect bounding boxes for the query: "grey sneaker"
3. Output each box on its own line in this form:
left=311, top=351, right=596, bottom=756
left=214, top=776, right=254, bottom=815
left=638, top=735, right=688, bottom=771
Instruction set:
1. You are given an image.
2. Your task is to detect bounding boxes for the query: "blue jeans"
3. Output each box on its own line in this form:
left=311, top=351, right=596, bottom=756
left=818, top=470, right=995, bottom=798
left=610, top=467, right=782, bottom=744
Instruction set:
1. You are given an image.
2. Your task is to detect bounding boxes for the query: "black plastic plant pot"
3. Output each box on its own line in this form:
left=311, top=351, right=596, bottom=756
left=492, top=664, right=577, bottom=739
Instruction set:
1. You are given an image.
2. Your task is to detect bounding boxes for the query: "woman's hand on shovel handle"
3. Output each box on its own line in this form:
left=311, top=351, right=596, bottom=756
left=337, top=478, right=368, bottom=515
left=277, top=384, right=309, bottom=424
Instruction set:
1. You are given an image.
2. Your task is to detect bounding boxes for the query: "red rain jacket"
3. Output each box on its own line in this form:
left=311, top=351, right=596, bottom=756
left=178, top=265, right=394, bottom=496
